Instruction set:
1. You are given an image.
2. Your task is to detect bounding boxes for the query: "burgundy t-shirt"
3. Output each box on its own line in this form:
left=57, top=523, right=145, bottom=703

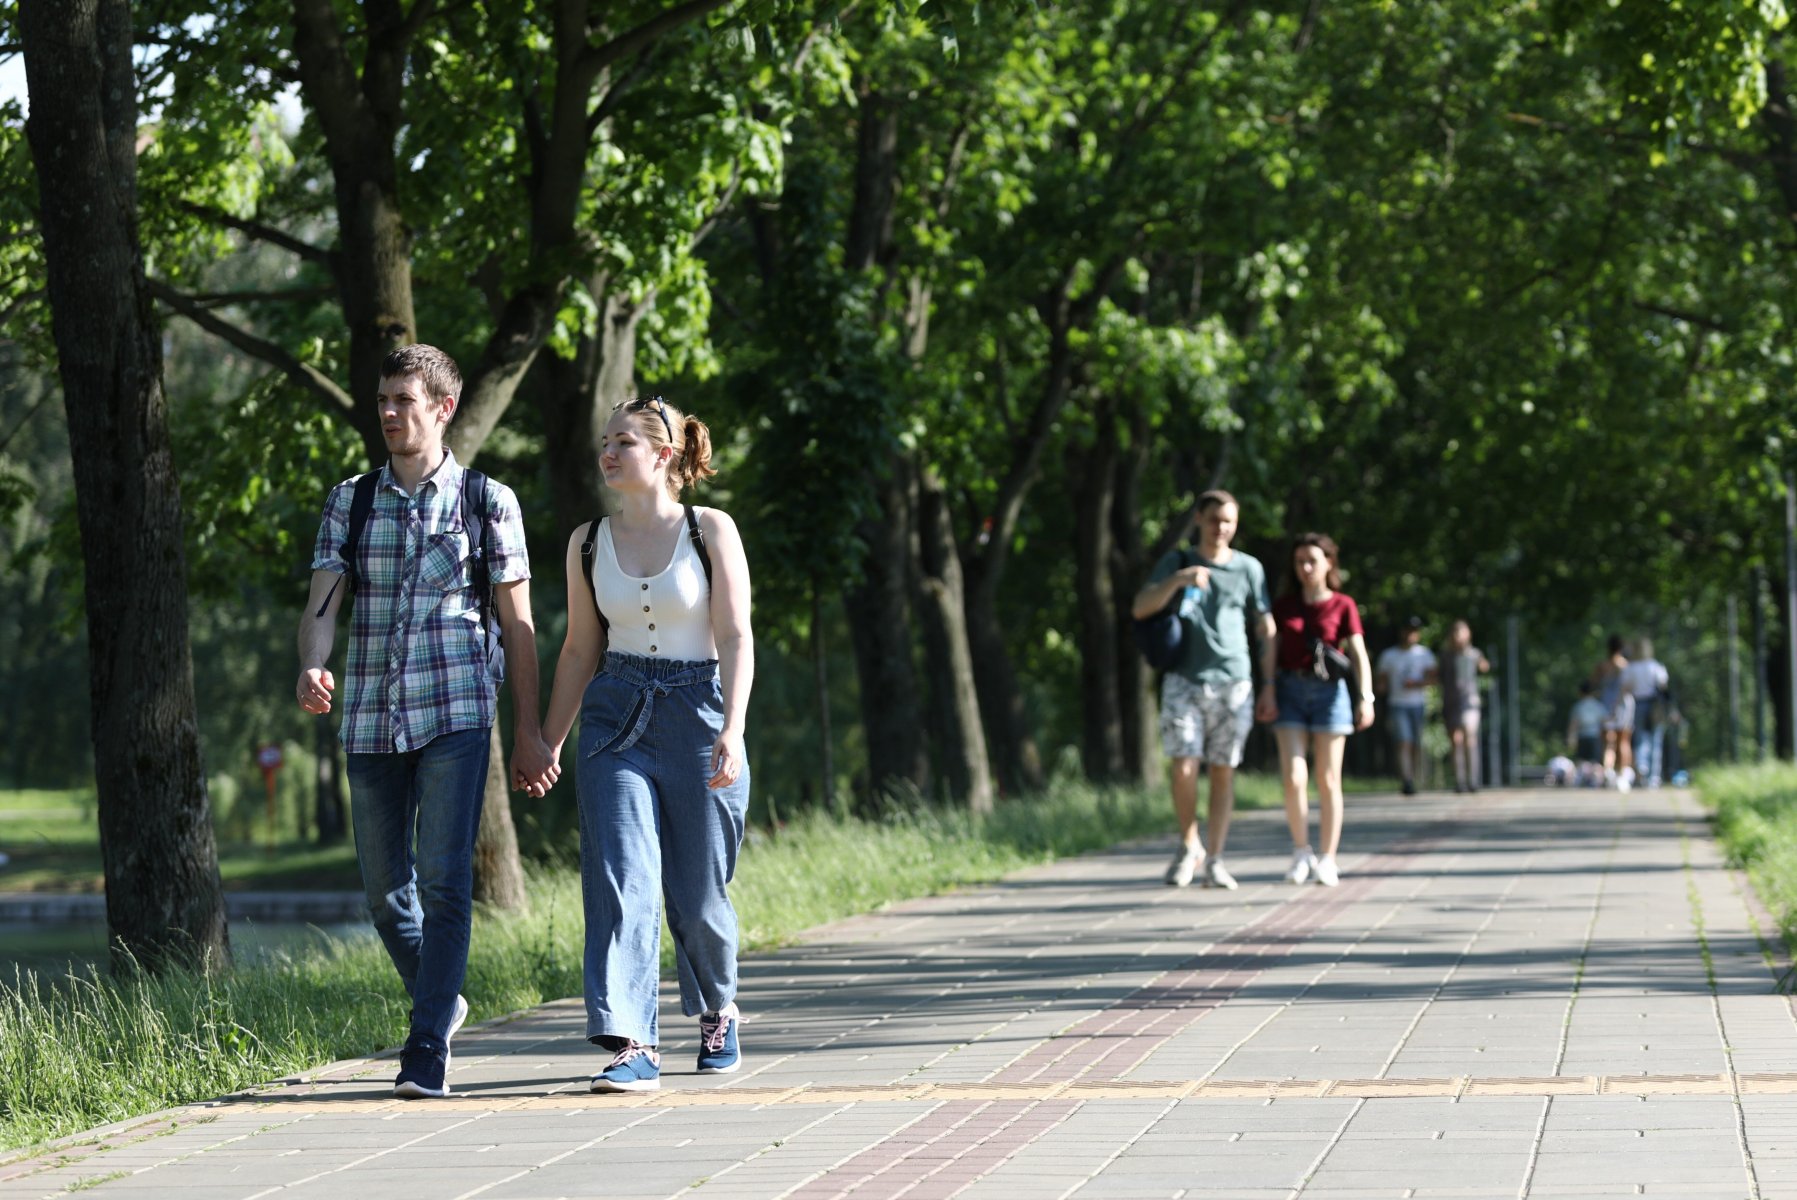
left=1271, top=592, right=1364, bottom=673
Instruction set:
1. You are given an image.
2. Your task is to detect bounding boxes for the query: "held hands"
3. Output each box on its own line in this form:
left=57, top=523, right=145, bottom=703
left=1355, top=697, right=1376, bottom=732
left=297, top=668, right=334, bottom=715
left=511, top=734, right=560, bottom=797
left=709, top=728, right=746, bottom=790
left=1254, top=681, right=1278, bottom=724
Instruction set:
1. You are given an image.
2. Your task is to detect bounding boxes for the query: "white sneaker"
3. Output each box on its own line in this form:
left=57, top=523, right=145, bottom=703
left=1203, top=858, right=1238, bottom=890
left=1285, top=848, right=1316, bottom=885
left=1313, top=855, right=1339, bottom=887
left=445, top=993, right=470, bottom=1070
left=1164, top=846, right=1202, bottom=888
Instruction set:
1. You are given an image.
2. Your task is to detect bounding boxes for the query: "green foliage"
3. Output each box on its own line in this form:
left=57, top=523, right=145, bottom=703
left=1700, top=764, right=1797, bottom=954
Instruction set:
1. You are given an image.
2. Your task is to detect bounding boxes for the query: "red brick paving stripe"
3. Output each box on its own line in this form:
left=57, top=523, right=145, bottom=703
left=785, top=1099, right=1081, bottom=1200
left=991, top=819, right=1459, bottom=1085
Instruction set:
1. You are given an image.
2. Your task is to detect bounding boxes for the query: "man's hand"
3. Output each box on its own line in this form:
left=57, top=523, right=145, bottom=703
left=298, top=668, right=334, bottom=714
left=511, top=734, right=560, bottom=797
left=1178, top=564, right=1211, bottom=590
left=1254, top=681, right=1279, bottom=724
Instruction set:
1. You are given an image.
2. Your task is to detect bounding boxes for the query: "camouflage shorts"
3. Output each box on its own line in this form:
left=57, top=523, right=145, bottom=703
left=1159, top=676, right=1254, bottom=766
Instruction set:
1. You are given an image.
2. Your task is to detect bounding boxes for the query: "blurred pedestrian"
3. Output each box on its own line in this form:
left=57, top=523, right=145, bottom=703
left=1375, top=616, right=1436, bottom=795
left=1618, top=637, right=1671, bottom=788
left=1130, top=490, right=1275, bottom=889
left=1566, top=680, right=1608, bottom=785
left=1270, top=533, right=1374, bottom=887
left=1441, top=620, right=1490, bottom=793
left=1590, top=634, right=1631, bottom=782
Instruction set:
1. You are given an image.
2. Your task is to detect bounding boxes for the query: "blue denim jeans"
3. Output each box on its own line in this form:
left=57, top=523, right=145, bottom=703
left=345, top=726, right=489, bottom=1046
left=578, top=652, right=750, bottom=1046
left=1632, top=718, right=1665, bottom=782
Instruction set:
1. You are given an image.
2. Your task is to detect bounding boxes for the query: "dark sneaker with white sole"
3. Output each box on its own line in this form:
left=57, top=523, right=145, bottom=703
left=591, top=1041, right=661, bottom=1092
left=697, top=1007, right=741, bottom=1074
left=393, top=1037, right=449, bottom=1099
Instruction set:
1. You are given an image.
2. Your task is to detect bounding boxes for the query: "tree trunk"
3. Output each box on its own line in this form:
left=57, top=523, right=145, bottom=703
left=913, top=462, right=994, bottom=812
left=22, top=0, right=229, bottom=973
left=1067, top=406, right=1126, bottom=782
left=472, top=725, right=528, bottom=911
left=537, top=285, right=645, bottom=537
left=313, top=713, right=347, bottom=844
left=811, top=581, right=839, bottom=816
left=963, top=576, right=1046, bottom=797
left=843, top=457, right=931, bottom=805
left=1112, top=403, right=1157, bottom=783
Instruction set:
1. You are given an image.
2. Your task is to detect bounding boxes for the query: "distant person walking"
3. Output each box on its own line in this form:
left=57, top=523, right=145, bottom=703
left=1441, top=620, right=1490, bottom=793
left=1591, top=634, right=1631, bottom=782
left=1567, top=680, right=1608, bottom=785
left=295, top=345, right=552, bottom=1099
left=1131, top=490, right=1275, bottom=890
left=1618, top=637, right=1671, bottom=787
left=1375, top=616, right=1436, bottom=795
left=1270, top=533, right=1374, bottom=887
left=540, top=395, right=753, bottom=1093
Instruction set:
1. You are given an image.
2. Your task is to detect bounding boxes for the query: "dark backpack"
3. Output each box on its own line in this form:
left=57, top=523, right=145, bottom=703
left=1133, top=547, right=1195, bottom=671
left=318, top=467, right=506, bottom=681
left=579, top=506, right=713, bottom=636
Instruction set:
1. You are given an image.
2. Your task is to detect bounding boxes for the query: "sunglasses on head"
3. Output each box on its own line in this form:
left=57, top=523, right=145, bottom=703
left=628, top=394, right=672, bottom=442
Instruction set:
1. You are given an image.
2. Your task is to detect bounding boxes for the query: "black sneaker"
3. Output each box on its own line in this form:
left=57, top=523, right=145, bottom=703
left=1401, top=779, right=1416, bottom=796
left=394, top=1037, right=449, bottom=1099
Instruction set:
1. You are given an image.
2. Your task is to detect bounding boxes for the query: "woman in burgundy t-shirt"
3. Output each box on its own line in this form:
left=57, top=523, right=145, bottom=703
left=1269, top=532, right=1375, bottom=887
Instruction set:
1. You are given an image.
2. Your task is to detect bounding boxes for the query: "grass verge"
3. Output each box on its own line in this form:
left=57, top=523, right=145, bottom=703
left=0, top=773, right=1263, bottom=1152
left=1697, top=763, right=1797, bottom=952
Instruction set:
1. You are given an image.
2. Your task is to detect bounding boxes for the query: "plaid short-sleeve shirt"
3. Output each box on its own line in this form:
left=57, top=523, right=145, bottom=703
left=311, top=452, right=531, bottom=754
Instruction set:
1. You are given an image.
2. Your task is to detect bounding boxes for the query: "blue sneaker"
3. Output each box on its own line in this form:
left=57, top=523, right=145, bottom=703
left=697, top=1006, right=741, bottom=1074
left=591, top=1041, right=660, bottom=1092
left=393, top=1037, right=449, bottom=1099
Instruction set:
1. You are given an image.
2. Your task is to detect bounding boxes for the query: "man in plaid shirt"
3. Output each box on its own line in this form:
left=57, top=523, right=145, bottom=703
left=296, top=345, right=557, bottom=1099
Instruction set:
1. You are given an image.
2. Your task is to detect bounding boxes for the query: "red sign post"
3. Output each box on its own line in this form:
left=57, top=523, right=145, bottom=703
left=257, top=743, right=284, bottom=853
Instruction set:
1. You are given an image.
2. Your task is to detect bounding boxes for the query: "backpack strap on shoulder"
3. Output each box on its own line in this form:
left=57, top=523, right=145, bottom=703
left=462, top=467, right=491, bottom=623
left=685, top=504, right=713, bottom=588
left=317, top=471, right=381, bottom=618
left=580, top=516, right=608, bottom=633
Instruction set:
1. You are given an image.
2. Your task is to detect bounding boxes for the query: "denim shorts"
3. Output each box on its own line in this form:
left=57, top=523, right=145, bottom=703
left=1387, top=703, right=1424, bottom=744
left=1275, top=672, right=1353, bottom=734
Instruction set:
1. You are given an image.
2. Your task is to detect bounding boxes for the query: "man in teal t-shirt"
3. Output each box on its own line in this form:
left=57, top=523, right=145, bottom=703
left=1130, top=489, right=1275, bottom=889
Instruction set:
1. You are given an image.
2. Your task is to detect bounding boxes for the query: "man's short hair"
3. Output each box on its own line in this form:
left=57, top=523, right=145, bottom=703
left=381, top=344, right=462, bottom=413
left=1196, top=488, right=1237, bottom=513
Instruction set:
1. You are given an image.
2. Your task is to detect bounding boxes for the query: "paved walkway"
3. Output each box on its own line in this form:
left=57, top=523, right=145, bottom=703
left=4, top=787, right=1794, bottom=1199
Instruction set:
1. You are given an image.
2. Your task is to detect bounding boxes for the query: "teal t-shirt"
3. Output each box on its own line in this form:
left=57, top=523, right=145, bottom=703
left=1148, top=548, right=1270, bottom=683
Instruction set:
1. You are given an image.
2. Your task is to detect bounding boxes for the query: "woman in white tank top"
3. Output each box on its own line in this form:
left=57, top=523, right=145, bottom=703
left=541, top=395, right=754, bottom=1094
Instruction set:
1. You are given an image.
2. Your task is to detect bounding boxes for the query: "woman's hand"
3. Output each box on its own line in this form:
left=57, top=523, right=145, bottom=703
left=708, top=728, right=746, bottom=790
left=1254, top=681, right=1279, bottom=723
left=1355, top=697, right=1375, bottom=732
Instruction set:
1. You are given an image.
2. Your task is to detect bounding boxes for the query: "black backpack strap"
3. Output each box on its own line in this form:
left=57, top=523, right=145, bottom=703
left=579, top=516, right=608, bottom=633
left=685, top=504, right=713, bottom=588
left=317, top=471, right=380, bottom=618
left=462, top=467, right=492, bottom=628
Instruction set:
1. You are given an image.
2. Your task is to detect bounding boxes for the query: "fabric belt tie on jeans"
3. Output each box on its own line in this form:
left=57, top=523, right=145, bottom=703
left=585, top=652, right=718, bottom=757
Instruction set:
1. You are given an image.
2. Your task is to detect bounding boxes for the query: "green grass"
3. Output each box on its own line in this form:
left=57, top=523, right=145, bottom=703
left=1699, top=762, right=1797, bottom=952
left=0, top=789, right=360, bottom=893
left=0, top=774, right=1226, bottom=1152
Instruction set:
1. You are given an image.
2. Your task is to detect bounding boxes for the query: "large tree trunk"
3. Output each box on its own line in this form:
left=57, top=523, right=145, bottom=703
left=313, top=713, right=346, bottom=844
left=472, top=725, right=528, bottom=911
left=22, top=0, right=229, bottom=973
left=1067, top=405, right=1126, bottom=782
left=843, top=459, right=931, bottom=805
left=963, top=578, right=1046, bottom=797
left=536, top=285, right=645, bottom=537
left=913, top=462, right=994, bottom=811
left=1112, top=402, right=1156, bottom=783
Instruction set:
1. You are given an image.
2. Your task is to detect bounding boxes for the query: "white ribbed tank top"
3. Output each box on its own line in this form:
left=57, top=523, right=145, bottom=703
left=592, top=511, right=716, bottom=660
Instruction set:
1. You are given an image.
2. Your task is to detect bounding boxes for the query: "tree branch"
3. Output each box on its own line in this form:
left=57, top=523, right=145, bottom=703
left=178, top=200, right=335, bottom=268
left=149, top=279, right=356, bottom=418
left=188, top=286, right=337, bottom=307
left=582, top=0, right=733, bottom=76
left=0, top=388, right=53, bottom=456
left=1633, top=300, right=1729, bottom=332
